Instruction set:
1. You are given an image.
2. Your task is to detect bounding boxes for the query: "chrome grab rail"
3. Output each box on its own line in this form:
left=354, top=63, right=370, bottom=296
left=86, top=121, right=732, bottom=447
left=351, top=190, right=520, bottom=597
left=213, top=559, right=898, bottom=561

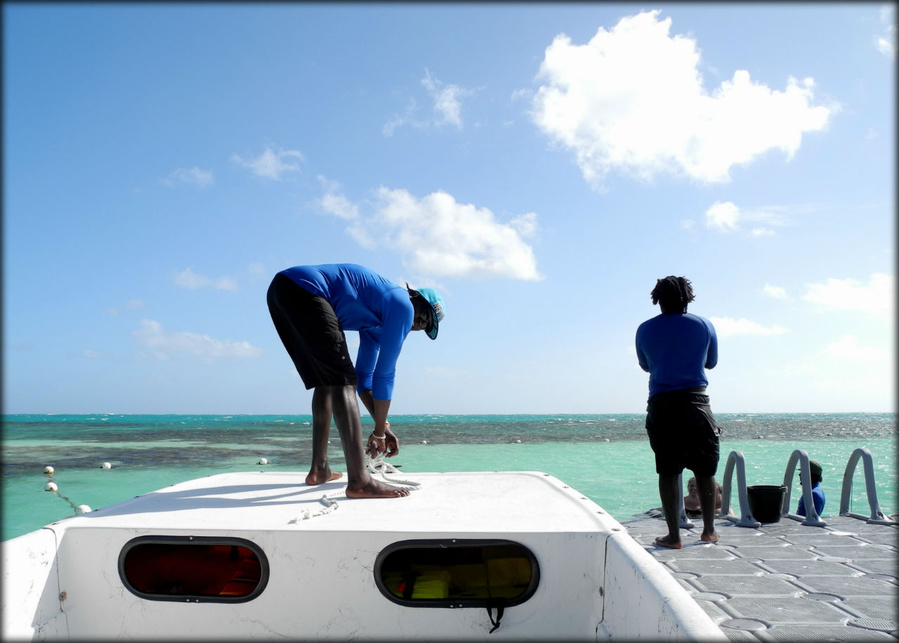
left=701, top=447, right=892, bottom=529
left=781, top=449, right=826, bottom=527
left=839, top=447, right=892, bottom=525
left=719, top=450, right=760, bottom=528
left=676, top=472, right=694, bottom=529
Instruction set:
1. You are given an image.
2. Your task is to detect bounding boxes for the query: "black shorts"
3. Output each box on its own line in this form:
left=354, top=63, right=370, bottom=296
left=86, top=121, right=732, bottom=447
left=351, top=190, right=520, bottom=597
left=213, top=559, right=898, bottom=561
left=266, top=272, right=357, bottom=390
left=645, top=389, right=721, bottom=477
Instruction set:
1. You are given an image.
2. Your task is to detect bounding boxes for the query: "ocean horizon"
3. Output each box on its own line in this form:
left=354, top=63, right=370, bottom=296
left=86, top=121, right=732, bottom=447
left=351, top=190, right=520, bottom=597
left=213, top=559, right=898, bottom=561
left=3, top=412, right=895, bottom=541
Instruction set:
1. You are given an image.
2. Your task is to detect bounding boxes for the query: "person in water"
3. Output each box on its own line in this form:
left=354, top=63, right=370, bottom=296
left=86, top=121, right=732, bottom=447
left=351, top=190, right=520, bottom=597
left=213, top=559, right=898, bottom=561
left=267, top=263, right=446, bottom=499
left=684, top=476, right=731, bottom=517
left=797, top=459, right=826, bottom=516
left=636, top=276, right=722, bottom=549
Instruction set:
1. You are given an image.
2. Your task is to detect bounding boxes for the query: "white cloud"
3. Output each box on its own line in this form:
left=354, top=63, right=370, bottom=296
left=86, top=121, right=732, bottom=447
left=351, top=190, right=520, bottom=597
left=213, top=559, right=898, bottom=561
left=161, top=166, right=214, bottom=188
left=320, top=193, right=360, bottom=221
left=422, top=68, right=470, bottom=128
left=762, top=284, right=788, bottom=300
left=382, top=98, right=421, bottom=137
left=802, top=273, right=894, bottom=320
left=247, top=262, right=266, bottom=278
left=822, top=334, right=887, bottom=363
left=231, top=146, right=304, bottom=179
left=703, top=200, right=792, bottom=235
left=317, top=176, right=361, bottom=221
left=329, top=187, right=541, bottom=281
left=382, top=70, right=471, bottom=136
left=173, top=268, right=238, bottom=291
left=705, top=201, right=740, bottom=232
left=107, top=298, right=146, bottom=316
left=133, top=319, right=262, bottom=360
left=80, top=349, right=110, bottom=359
left=709, top=316, right=790, bottom=337
left=530, top=10, right=835, bottom=189
left=876, top=4, right=896, bottom=59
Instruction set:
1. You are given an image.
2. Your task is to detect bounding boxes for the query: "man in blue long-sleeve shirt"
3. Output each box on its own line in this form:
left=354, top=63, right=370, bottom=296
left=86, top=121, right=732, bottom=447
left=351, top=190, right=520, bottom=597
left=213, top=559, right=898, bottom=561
left=636, top=276, right=721, bottom=548
left=267, top=264, right=445, bottom=499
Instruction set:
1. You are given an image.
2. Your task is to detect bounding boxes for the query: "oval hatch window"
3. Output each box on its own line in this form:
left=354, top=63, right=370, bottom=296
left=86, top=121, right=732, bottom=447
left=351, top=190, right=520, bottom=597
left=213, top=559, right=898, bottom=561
left=375, top=539, right=539, bottom=608
left=119, top=536, right=269, bottom=602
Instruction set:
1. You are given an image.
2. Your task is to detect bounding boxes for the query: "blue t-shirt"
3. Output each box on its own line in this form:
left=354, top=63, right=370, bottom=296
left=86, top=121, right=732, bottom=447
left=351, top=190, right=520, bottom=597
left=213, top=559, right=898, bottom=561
left=635, top=312, right=718, bottom=400
left=797, top=483, right=826, bottom=516
left=279, top=264, right=413, bottom=401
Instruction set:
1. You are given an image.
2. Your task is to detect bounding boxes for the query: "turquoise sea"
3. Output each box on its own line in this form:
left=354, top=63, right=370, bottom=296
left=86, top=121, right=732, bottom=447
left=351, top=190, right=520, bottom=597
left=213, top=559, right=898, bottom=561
left=2, top=413, right=896, bottom=541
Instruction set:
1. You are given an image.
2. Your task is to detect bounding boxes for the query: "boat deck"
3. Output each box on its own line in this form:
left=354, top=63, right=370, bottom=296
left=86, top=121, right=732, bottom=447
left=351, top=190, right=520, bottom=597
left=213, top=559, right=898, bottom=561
left=621, top=512, right=898, bottom=640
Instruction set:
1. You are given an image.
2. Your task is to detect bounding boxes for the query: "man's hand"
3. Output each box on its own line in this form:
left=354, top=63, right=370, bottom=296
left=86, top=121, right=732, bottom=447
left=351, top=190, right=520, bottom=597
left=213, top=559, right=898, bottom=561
left=366, top=422, right=400, bottom=458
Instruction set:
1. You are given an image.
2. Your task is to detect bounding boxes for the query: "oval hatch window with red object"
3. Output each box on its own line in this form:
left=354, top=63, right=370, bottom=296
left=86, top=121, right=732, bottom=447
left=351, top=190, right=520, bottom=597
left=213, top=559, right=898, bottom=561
left=119, top=535, right=269, bottom=603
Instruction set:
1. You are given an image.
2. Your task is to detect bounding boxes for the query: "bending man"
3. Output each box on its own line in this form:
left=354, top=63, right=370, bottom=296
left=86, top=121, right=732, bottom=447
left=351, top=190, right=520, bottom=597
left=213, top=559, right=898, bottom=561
left=267, top=263, right=446, bottom=498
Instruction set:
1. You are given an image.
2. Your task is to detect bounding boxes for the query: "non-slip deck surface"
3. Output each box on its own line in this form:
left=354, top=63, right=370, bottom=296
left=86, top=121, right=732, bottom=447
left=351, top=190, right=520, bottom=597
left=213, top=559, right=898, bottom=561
left=621, top=513, right=898, bottom=640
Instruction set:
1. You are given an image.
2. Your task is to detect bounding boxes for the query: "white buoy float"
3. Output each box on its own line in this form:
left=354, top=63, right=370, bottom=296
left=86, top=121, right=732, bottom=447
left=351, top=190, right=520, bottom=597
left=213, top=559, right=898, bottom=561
left=45, top=482, right=58, bottom=492
left=515, top=439, right=521, bottom=443
left=101, top=462, right=112, bottom=469
left=421, top=440, right=428, bottom=445
left=44, top=465, right=55, bottom=475
left=75, top=505, right=92, bottom=514
left=257, top=458, right=268, bottom=465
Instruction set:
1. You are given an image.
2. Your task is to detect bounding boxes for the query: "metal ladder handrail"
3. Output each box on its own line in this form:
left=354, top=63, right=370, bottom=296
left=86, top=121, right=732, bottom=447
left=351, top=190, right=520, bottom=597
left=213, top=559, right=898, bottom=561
left=781, top=449, right=826, bottom=527
left=676, top=472, right=695, bottom=529
left=839, top=447, right=892, bottom=524
left=719, top=450, right=760, bottom=528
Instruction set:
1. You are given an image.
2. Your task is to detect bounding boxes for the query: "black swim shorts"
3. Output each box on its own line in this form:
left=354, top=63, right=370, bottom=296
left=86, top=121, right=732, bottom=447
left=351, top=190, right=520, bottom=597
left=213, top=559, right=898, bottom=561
left=266, top=272, right=358, bottom=390
left=645, top=389, right=721, bottom=477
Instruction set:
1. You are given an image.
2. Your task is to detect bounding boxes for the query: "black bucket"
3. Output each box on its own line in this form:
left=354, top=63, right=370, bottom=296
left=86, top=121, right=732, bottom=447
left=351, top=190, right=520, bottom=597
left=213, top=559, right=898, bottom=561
left=747, top=485, right=787, bottom=523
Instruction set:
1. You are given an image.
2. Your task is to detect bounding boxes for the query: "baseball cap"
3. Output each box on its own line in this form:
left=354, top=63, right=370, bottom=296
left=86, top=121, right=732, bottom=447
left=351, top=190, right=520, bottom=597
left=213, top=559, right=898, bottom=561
left=408, top=286, right=446, bottom=340
left=799, top=460, right=823, bottom=481
left=809, top=460, right=823, bottom=479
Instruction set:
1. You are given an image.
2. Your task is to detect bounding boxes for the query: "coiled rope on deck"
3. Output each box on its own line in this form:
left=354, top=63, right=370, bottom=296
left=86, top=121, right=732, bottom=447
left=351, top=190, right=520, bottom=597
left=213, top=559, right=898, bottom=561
left=365, top=452, right=422, bottom=490
left=289, top=454, right=420, bottom=523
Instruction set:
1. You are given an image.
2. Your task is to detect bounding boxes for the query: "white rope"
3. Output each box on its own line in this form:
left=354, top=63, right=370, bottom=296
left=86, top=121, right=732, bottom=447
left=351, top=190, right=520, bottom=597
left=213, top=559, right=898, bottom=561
left=366, top=453, right=421, bottom=489
left=289, top=492, right=341, bottom=523
left=289, top=455, right=420, bottom=524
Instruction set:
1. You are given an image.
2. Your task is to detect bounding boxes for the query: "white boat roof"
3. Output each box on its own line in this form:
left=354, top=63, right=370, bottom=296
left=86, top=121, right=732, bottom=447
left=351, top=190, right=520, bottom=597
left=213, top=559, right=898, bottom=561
left=55, top=470, right=621, bottom=535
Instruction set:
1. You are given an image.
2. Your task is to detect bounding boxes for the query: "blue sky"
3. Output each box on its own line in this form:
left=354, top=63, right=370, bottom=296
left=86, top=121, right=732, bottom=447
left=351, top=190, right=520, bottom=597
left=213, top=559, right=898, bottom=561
left=3, top=3, right=895, bottom=415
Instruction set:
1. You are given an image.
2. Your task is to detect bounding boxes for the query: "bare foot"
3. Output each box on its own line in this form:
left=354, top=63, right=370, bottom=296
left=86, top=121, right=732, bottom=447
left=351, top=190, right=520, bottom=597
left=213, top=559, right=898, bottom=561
left=305, top=468, right=343, bottom=485
left=654, top=535, right=683, bottom=549
left=346, top=478, right=410, bottom=498
left=701, top=530, right=720, bottom=543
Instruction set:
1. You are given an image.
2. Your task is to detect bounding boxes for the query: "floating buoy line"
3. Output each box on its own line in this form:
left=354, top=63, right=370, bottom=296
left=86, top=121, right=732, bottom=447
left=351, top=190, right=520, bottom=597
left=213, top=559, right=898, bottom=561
left=42, top=454, right=419, bottom=524
left=43, top=465, right=92, bottom=515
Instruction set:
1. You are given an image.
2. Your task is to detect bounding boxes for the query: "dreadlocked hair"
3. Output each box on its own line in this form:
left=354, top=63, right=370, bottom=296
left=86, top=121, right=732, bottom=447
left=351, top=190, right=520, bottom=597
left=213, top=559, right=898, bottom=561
left=651, top=276, right=695, bottom=312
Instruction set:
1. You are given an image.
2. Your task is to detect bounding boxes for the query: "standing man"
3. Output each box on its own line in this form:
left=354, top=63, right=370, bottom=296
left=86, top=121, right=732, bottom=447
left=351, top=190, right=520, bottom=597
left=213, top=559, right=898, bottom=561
left=636, top=276, right=721, bottom=548
left=267, top=263, right=446, bottom=499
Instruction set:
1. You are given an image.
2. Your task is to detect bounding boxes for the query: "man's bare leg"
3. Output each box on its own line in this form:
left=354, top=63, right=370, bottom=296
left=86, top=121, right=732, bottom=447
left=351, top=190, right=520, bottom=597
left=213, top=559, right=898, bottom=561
left=696, top=474, right=720, bottom=543
left=655, top=473, right=683, bottom=548
left=330, top=384, right=409, bottom=498
left=306, top=387, right=343, bottom=485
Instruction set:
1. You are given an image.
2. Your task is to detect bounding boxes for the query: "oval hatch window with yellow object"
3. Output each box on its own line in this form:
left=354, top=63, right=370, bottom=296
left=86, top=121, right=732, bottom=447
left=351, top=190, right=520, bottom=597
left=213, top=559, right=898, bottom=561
left=375, top=539, right=540, bottom=608
left=119, top=535, right=269, bottom=603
